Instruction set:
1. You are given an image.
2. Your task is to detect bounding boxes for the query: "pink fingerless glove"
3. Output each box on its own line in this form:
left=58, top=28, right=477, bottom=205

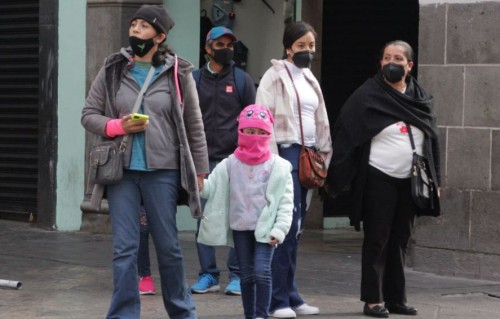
left=105, top=119, right=126, bottom=138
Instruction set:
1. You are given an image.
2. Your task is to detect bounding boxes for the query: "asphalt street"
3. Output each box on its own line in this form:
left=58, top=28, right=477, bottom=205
left=1, top=219, right=499, bottom=318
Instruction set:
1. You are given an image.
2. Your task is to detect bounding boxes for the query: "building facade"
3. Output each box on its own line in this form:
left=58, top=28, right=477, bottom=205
left=0, top=0, right=498, bottom=281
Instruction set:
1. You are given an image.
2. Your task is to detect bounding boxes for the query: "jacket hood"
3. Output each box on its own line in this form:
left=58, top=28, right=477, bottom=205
left=104, top=47, right=191, bottom=74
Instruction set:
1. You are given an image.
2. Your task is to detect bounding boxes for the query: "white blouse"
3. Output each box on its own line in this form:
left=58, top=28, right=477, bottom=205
left=369, top=121, right=424, bottom=178
left=284, top=60, right=318, bottom=147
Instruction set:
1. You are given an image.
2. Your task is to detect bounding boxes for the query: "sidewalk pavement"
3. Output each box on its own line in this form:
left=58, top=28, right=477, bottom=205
left=1, top=219, right=499, bottom=319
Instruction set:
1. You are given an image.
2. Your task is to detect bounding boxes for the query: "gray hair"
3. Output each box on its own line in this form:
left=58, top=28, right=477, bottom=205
left=382, top=40, right=414, bottom=61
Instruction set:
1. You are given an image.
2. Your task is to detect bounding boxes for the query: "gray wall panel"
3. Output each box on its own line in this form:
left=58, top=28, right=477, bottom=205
left=419, top=65, right=464, bottom=127
left=447, top=3, right=500, bottom=64
left=464, top=66, right=500, bottom=127
left=419, top=4, right=446, bottom=65
left=446, top=128, right=489, bottom=190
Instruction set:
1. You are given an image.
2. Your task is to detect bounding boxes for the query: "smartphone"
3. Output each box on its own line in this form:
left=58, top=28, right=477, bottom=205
left=131, top=113, right=149, bottom=121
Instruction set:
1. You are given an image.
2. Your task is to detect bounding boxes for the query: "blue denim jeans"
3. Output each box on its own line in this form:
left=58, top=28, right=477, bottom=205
left=270, top=144, right=307, bottom=312
left=138, top=209, right=151, bottom=277
left=106, top=170, right=197, bottom=319
left=233, top=230, right=275, bottom=319
left=195, top=160, right=239, bottom=280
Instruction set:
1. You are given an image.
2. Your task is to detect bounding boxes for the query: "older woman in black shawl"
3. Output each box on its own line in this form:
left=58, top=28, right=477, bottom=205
left=328, top=41, right=441, bottom=318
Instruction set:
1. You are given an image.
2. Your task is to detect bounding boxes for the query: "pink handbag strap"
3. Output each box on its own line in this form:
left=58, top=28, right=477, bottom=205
left=174, top=55, right=182, bottom=105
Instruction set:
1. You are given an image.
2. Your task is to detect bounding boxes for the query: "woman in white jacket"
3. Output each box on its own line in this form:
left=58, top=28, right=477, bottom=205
left=256, top=21, right=332, bottom=318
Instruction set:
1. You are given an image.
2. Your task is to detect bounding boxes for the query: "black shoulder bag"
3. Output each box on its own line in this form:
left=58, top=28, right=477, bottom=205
left=406, top=123, right=436, bottom=210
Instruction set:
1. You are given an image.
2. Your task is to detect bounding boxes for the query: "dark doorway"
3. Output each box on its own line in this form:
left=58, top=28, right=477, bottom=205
left=321, top=0, right=419, bottom=217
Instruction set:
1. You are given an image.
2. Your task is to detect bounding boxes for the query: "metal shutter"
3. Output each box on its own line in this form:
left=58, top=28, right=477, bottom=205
left=0, top=1, right=39, bottom=215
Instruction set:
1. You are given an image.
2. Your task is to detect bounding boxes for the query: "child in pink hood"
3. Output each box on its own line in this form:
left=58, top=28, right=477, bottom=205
left=198, top=104, right=294, bottom=319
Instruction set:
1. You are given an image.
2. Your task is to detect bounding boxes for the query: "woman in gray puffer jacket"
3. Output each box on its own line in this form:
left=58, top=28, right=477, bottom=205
left=81, top=5, right=208, bottom=319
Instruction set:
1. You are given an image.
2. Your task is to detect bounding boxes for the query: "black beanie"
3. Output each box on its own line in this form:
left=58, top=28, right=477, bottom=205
left=130, top=4, right=175, bottom=35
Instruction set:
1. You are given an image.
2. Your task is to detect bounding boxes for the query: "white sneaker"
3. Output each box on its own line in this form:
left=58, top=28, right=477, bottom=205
left=293, top=303, right=320, bottom=315
left=270, top=307, right=297, bottom=318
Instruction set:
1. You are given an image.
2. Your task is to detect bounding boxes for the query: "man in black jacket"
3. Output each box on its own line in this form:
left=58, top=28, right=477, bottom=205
left=191, top=26, right=256, bottom=296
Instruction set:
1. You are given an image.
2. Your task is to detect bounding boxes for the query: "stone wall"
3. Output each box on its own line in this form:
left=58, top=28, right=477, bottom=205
left=412, top=0, right=500, bottom=280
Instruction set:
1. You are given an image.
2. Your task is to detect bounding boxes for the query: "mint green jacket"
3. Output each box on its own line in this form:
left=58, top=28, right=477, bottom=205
left=197, top=155, right=294, bottom=247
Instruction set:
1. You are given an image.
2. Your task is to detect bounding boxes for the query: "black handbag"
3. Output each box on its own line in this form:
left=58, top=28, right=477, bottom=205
left=406, top=124, right=436, bottom=209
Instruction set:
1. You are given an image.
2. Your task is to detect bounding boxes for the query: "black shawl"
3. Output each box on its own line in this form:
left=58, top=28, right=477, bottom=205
left=327, top=72, right=440, bottom=229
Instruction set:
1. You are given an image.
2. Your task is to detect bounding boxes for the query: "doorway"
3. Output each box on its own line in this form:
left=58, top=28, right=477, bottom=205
left=321, top=0, right=419, bottom=217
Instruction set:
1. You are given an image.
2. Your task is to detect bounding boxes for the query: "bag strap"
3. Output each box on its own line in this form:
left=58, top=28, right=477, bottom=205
left=133, top=66, right=156, bottom=113
left=192, top=68, right=201, bottom=92
left=119, top=66, right=156, bottom=152
left=174, top=55, right=183, bottom=104
left=283, top=64, right=305, bottom=146
left=405, top=122, right=417, bottom=153
left=233, top=66, right=246, bottom=103
left=193, top=66, right=246, bottom=103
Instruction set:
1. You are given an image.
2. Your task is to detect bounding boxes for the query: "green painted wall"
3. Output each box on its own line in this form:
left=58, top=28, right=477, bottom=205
left=164, top=0, right=200, bottom=230
left=296, top=0, right=302, bottom=20
left=56, top=0, right=86, bottom=230
left=164, top=0, right=201, bottom=68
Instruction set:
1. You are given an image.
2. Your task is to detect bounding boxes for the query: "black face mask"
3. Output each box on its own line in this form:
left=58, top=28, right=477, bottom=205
left=382, top=63, right=406, bottom=83
left=292, top=50, right=314, bottom=69
left=129, top=36, right=155, bottom=57
left=211, top=48, right=234, bottom=66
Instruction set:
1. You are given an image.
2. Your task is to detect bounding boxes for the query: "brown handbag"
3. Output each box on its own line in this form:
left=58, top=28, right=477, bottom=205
left=284, top=65, right=327, bottom=189
left=299, top=145, right=327, bottom=188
